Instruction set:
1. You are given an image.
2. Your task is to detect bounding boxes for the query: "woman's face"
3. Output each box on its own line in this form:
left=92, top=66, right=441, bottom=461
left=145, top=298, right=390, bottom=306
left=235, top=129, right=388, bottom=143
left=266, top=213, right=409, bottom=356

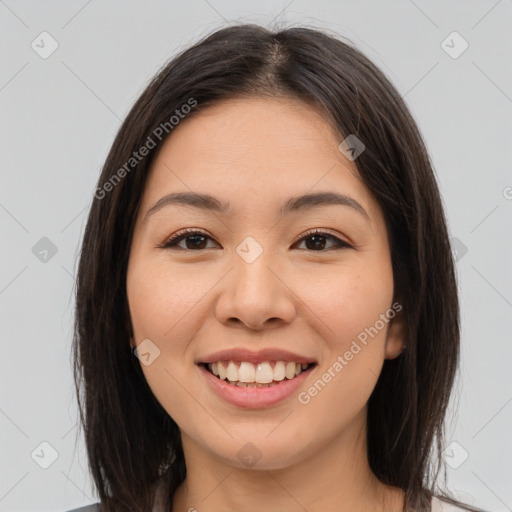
left=126, top=97, right=405, bottom=470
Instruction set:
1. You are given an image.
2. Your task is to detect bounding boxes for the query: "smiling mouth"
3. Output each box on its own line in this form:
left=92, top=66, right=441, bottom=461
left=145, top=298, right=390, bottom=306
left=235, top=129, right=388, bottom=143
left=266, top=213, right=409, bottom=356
left=201, top=360, right=317, bottom=388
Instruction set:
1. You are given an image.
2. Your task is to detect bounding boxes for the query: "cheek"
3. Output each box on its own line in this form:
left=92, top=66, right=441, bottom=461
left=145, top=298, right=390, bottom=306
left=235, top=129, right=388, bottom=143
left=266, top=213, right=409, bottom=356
left=126, top=259, right=205, bottom=423
left=296, top=259, right=394, bottom=349
left=127, top=259, right=208, bottom=342
left=296, top=262, right=394, bottom=417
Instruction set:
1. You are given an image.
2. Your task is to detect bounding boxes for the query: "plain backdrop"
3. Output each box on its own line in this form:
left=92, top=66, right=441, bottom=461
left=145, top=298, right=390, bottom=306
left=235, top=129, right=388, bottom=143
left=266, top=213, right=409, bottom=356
left=0, top=1, right=511, bottom=511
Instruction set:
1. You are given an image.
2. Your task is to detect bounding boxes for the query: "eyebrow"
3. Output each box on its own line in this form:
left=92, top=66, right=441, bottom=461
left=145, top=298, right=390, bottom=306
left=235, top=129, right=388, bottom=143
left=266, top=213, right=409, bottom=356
left=144, top=191, right=370, bottom=222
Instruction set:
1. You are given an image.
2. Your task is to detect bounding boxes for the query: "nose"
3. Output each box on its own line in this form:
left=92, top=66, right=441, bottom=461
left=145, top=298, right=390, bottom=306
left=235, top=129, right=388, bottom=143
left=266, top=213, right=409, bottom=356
left=214, top=249, right=296, bottom=331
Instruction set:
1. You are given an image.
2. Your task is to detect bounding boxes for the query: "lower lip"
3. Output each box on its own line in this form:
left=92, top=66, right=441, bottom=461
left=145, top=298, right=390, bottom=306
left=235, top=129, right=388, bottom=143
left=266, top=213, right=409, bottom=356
left=198, top=364, right=314, bottom=408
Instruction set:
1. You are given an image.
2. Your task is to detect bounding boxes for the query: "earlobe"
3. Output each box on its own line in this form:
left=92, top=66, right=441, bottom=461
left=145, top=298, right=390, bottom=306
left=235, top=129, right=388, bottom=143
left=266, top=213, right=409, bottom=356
left=384, top=309, right=407, bottom=360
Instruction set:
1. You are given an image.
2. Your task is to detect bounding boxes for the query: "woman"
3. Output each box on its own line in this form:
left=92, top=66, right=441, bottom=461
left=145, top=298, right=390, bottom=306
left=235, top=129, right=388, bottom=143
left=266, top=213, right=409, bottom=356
left=70, top=23, right=488, bottom=512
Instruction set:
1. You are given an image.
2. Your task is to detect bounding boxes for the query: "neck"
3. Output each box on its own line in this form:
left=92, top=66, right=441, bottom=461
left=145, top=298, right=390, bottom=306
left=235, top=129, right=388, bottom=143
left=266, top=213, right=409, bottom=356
left=170, top=407, right=404, bottom=512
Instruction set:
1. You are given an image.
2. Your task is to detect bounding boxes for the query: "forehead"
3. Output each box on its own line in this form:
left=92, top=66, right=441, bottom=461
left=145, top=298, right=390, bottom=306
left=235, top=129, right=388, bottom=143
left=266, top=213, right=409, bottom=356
left=141, top=97, right=377, bottom=221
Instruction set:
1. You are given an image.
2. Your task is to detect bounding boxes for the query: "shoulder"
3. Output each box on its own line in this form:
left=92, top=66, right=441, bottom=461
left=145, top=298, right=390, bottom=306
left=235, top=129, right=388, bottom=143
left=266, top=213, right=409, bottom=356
left=65, top=504, right=101, bottom=512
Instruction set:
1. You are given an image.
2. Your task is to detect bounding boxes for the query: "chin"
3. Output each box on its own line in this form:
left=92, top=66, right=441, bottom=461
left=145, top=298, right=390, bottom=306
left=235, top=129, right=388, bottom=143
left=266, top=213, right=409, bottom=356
left=203, top=434, right=313, bottom=471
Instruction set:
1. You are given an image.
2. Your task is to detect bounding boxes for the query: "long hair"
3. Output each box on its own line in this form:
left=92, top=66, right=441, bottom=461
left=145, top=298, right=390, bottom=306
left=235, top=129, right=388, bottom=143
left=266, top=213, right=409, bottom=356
left=72, top=23, right=485, bottom=511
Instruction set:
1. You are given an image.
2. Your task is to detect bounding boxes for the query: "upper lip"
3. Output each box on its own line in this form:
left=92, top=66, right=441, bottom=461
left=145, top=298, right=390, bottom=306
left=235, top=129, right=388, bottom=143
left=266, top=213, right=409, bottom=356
left=196, top=348, right=317, bottom=365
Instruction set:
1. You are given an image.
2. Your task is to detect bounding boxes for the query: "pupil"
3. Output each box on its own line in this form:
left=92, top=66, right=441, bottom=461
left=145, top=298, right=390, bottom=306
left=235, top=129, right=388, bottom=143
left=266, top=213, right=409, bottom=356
left=187, top=235, right=206, bottom=249
left=307, top=235, right=326, bottom=250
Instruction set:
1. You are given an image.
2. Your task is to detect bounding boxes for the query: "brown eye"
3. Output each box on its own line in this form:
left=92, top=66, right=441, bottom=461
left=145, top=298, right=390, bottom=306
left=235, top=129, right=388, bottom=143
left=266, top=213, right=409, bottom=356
left=161, top=229, right=218, bottom=250
left=293, top=230, right=351, bottom=251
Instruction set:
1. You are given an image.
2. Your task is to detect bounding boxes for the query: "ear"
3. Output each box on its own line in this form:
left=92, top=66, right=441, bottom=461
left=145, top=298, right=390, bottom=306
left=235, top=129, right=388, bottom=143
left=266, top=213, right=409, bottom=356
left=384, top=305, right=407, bottom=360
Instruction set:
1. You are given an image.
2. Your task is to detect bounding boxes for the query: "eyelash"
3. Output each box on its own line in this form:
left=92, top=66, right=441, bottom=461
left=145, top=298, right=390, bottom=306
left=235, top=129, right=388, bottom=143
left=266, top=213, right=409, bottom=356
left=159, top=228, right=352, bottom=252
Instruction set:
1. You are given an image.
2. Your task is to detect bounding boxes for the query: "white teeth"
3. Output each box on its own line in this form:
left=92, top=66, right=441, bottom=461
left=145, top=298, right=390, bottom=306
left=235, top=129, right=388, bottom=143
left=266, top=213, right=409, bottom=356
left=238, top=361, right=256, bottom=382
left=285, top=362, right=296, bottom=379
left=217, top=361, right=227, bottom=380
left=273, top=361, right=285, bottom=381
left=208, top=360, right=312, bottom=384
left=255, top=362, right=273, bottom=383
left=226, top=361, right=238, bottom=382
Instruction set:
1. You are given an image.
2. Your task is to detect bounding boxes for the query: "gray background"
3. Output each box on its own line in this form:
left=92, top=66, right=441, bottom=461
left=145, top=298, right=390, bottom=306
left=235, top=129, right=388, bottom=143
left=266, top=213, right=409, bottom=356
left=1, top=1, right=511, bottom=511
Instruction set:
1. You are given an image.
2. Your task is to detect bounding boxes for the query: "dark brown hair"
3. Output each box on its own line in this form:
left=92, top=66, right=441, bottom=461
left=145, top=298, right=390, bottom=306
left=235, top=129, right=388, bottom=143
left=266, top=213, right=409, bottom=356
left=72, top=23, right=486, bottom=512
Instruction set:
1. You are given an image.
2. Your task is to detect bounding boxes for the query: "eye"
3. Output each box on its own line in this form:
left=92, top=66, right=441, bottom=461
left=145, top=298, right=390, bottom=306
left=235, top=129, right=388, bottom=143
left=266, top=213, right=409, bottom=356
left=292, top=229, right=352, bottom=251
left=159, top=228, right=351, bottom=252
left=159, top=229, right=218, bottom=251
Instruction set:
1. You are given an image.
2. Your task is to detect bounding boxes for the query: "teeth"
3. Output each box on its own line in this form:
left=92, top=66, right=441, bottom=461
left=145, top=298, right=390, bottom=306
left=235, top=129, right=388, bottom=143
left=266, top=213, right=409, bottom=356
left=234, top=381, right=278, bottom=388
left=239, top=361, right=256, bottom=382
left=273, top=361, right=285, bottom=381
left=217, top=362, right=227, bottom=380
left=226, top=361, right=238, bottom=382
left=255, top=362, right=273, bottom=383
left=285, top=362, right=296, bottom=379
left=207, top=360, right=312, bottom=384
